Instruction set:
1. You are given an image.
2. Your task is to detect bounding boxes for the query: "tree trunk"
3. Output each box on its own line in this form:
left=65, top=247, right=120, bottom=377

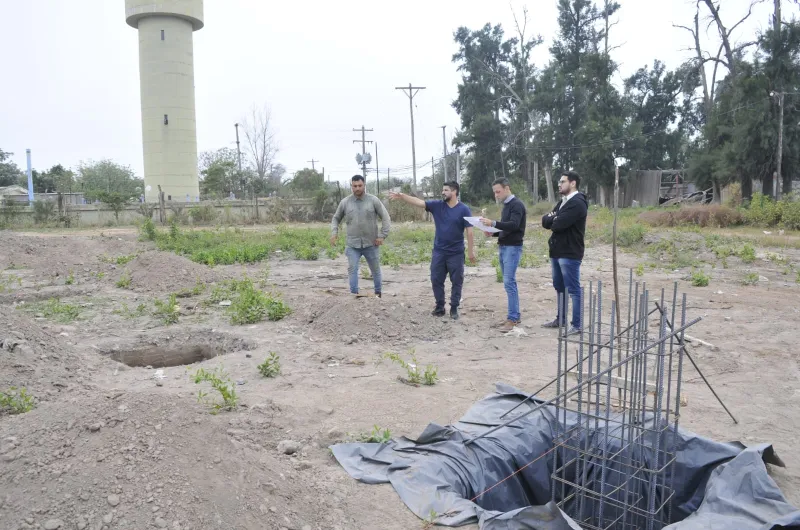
left=762, top=171, right=775, bottom=198
left=545, top=160, right=556, bottom=203
left=533, top=159, right=539, bottom=203
left=713, top=179, right=722, bottom=204
left=741, top=175, right=753, bottom=202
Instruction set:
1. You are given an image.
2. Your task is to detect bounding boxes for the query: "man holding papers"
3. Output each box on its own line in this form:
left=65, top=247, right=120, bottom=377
left=389, top=182, right=475, bottom=320
left=478, top=178, right=527, bottom=332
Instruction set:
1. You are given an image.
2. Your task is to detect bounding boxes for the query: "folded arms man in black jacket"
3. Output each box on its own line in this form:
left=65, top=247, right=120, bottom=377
left=541, top=171, right=588, bottom=334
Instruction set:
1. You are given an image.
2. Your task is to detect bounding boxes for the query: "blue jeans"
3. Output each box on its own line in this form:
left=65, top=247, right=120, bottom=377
left=346, top=246, right=382, bottom=294
left=499, top=245, right=523, bottom=321
left=551, top=258, right=582, bottom=328
left=431, top=251, right=465, bottom=309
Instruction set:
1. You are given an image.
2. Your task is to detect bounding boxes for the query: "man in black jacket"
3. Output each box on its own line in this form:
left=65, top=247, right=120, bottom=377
left=541, top=170, right=588, bottom=334
left=479, top=178, right=527, bottom=332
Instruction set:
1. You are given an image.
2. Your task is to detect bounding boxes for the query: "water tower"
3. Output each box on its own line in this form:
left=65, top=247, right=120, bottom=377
left=125, top=0, right=204, bottom=202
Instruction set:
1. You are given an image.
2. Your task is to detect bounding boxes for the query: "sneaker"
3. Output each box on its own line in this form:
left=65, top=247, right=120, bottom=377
left=565, top=326, right=582, bottom=336
left=499, top=320, right=520, bottom=332
left=542, top=319, right=560, bottom=329
left=450, top=307, right=459, bottom=320
left=431, top=307, right=445, bottom=317
left=375, top=292, right=381, bottom=298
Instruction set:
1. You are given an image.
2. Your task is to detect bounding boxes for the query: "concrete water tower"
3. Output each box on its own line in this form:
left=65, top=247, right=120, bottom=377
left=125, top=0, right=204, bottom=202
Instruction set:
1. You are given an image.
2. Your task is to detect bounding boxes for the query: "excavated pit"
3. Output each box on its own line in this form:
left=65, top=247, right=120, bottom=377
left=98, top=330, right=256, bottom=368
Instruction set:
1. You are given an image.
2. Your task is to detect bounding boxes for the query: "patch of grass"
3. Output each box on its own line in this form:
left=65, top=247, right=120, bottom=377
left=191, top=366, right=238, bottom=414
left=357, top=425, right=392, bottom=444
left=0, top=387, right=35, bottom=415
left=116, top=270, right=132, bottom=289
left=0, top=274, right=22, bottom=293
left=742, top=272, right=760, bottom=286
left=639, top=205, right=743, bottom=228
left=153, top=293, right=179, bottom=325
left=174, top=280, right=206, bottom=298
left=65, top=270, right=75, bottom=285
left=634, top=263, right=644, bottom=277
left=738, top=243, right=757, bottom=264
left=617, top=224, right=647, bottom=247
left=690, top=270, right=710, bottom=287
left=383, top=350, right=438, bottom=386
left=224, top=278, right=291, bottom=325
left=30, top=298, right=80, bottom=322
left=113, top=302, right=148, bottom=319
left=257, top=352, right=281, bottom=378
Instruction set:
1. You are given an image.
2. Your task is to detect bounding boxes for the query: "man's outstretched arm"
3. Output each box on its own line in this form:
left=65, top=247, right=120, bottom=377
left=388, top=191, right=426, bottom=209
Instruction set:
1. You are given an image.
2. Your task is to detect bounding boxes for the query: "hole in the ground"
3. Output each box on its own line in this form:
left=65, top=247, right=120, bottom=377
left=109, top=344, right=222, bottom=368
left=97, top=330, right=256, bottom=368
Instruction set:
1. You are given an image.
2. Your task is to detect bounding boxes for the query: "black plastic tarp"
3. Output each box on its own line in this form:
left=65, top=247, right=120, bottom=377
left=332, top=384, right=800, bottom=529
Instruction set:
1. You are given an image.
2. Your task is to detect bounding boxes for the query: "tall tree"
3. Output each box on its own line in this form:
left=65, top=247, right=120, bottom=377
left=76, top=160, right=142, bottom=200
left=241, top=104, right=278, bottom=184
left=452, top=24, right=513, bottom=201
left=0, top=149, right=23, bottom=187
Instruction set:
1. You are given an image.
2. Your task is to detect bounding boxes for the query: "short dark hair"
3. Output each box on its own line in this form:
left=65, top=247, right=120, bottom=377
left=443, top=181, right=460, bottom=195
left=561, top=171, right=581, bottom=189
left=351, top=174, right=365, bottom=183
left=492, top=178, right=510, bottom=188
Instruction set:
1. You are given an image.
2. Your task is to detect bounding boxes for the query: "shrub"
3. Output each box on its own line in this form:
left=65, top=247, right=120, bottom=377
left=190, top=204, right=218, bottom=224
left=257, top=352, right=281, bottom=378
left=33, top=200, right=55, bottom=224
left=639, top=205, right=742, bottom=228
left=617, top=224, right=647, bottom=247
left=690, top=270, right=710, bottom=287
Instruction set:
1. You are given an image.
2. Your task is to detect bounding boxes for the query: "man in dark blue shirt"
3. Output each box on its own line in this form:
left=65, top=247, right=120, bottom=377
left=389, top=181, right=475, bottom=320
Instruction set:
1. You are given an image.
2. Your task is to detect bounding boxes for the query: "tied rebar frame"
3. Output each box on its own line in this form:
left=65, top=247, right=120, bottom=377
left=550, top=275, right=694, bottom=530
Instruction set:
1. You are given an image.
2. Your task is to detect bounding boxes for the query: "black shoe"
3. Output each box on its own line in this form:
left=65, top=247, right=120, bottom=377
left=542, top=319, right=560, bottom=329
left=375, top=292, right=381, bottom=298
left=450, top=307, right=459, bottom=320
left=431, top=307, right=445, bottom=317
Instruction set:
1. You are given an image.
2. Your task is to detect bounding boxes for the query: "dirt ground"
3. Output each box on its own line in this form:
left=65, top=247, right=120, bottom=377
left=0, top=224, right=798, bottom=530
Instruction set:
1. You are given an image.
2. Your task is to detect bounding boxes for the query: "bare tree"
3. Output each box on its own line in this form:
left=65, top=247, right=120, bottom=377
left=241, top=104, right=278, bottom=182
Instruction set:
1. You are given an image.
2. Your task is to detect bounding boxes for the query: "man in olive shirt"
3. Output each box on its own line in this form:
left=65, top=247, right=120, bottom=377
left=330, top=175, right=391, bottom=297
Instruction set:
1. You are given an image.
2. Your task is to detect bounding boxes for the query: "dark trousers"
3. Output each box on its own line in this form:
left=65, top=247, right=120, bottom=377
left=431, top=251, right=464, bottom=310
left=551, top=257, right=582, bottom=328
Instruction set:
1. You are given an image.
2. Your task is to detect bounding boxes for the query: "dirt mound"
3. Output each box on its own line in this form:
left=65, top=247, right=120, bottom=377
left=289, top=291, right=456, bottom=343
left=0, top=306, right=105, bottom=406
left=0, top=231, right=140, bottom=277
left=0, top=390, right=343, bottom=530
left=124, top=250, right=231, bottom=294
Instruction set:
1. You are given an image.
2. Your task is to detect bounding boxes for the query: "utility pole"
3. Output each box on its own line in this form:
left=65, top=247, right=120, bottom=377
left=352, top=125, right=373, bottom=179
left=375, top=143, right=379, bottom=195
left=307, top=159, right=319, bottom=171
left=440, top=125, right=448, bottom=183
left=234, top=122, right=243, bottom=193
left=395, top=83, right=426, bottom=190
left=455, top=148, right=461, bottom=184
left=776, top=90, right=785, bottom=200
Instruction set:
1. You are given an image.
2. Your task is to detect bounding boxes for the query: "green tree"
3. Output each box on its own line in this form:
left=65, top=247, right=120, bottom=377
left=289, top=168, right=324, bottom=194
left=199, top=148, right=239, bottom=198
left=76, top=160, right=142, bottom=200
left=0, top=149, right=23, bottom=187
left=96, top=191, right=129, bottom=222
left=452, top=23, right=513, bottom=201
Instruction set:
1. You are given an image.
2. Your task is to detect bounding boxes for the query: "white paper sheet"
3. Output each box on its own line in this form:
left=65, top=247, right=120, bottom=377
left=464, top=216, right=501, bottom=233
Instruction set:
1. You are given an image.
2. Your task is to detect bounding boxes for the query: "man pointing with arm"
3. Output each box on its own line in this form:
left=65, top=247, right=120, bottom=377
left=389, top=182, right=475, bottom=320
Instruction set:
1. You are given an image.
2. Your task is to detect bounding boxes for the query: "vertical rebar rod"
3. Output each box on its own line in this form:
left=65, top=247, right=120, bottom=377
left=553, top=291, right=564, bottom=502
left=666, top=293, right=688, bottom=523
left=579, top=283, right=595, bottom=523
left=597, top=303, right=616, bottom=527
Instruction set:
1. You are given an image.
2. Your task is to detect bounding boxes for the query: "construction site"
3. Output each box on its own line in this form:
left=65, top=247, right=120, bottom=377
left=0, top=219, right=798, bottom=530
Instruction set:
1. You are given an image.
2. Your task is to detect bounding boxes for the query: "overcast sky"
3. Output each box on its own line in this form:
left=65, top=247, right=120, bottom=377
left=0, top=0, right=784, bottom=185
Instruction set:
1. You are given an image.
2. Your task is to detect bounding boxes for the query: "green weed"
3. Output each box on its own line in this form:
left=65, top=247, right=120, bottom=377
left=383, top=350, right=438, bottom=386
left=153, top=293, right=179, bottom=325
left=358, top=425, right=392, bottom=444
left=634, top=263, right=645, bottom=277
left=116, top=270, right=132, bottom=289
left=31, top=298, right=80, bottom=322
left=113, top=302, right=148, bottom=319
left=0, top=387, right=35, bottom=415
left=742, top=272, right=760, bottom=286
left=690, top=270, right=710, bottom=287
left=738, top=244, right=757, bottom=264
left=65, top=270, right=75, bottom=285
left=225, top=278, right=291, bottom=325
left=191, top=366, right=238, bottom=413
left=257, top=352, right=281, bottom=378
left=0, top=274, right=22, bottom=293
